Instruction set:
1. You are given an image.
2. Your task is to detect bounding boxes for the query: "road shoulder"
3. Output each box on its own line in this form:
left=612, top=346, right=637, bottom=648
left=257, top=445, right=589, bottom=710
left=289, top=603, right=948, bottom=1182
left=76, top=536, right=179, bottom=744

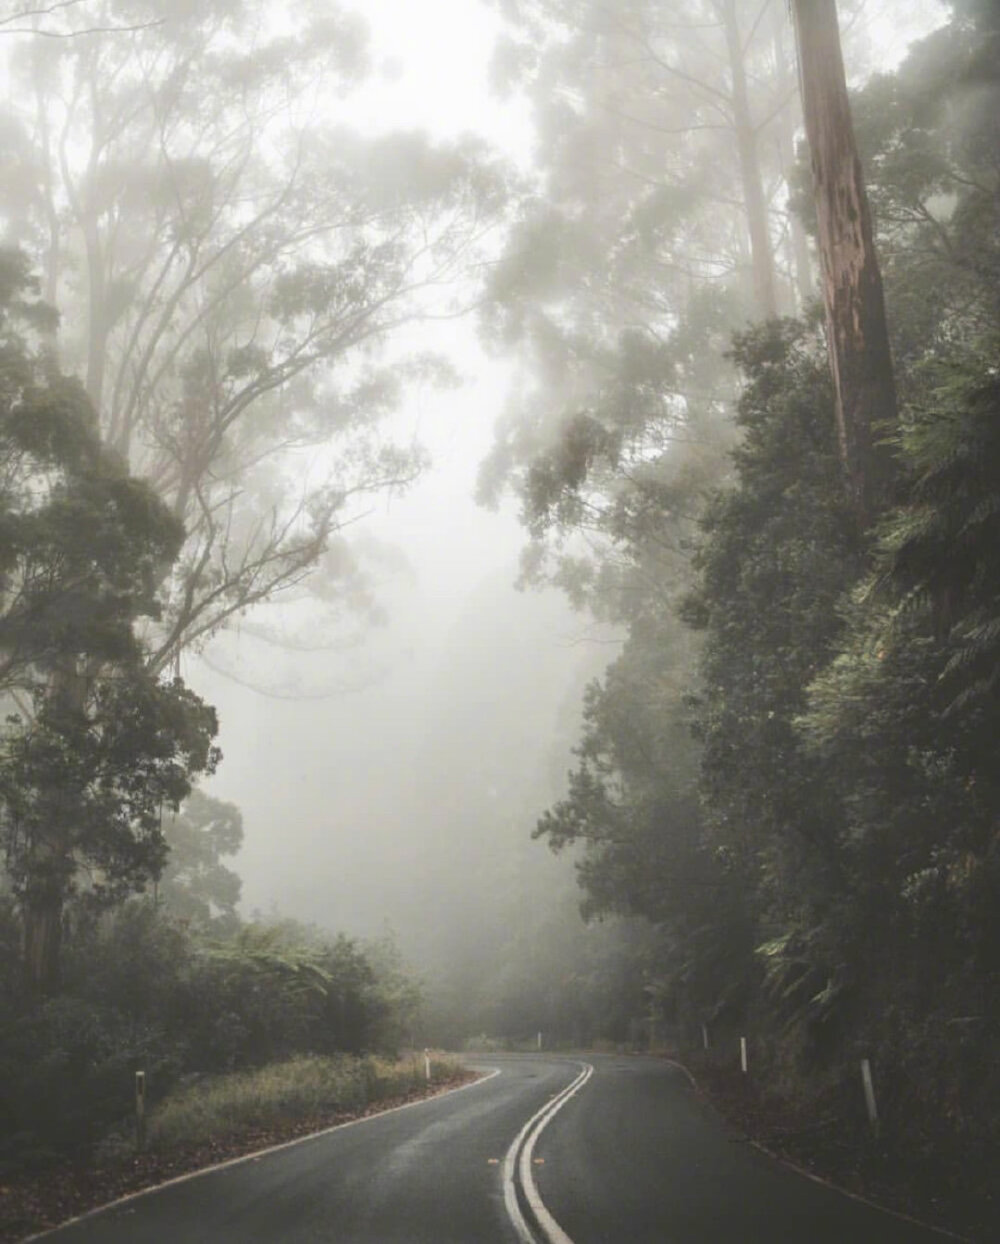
left=2, top=1069, right=488, bottom=1244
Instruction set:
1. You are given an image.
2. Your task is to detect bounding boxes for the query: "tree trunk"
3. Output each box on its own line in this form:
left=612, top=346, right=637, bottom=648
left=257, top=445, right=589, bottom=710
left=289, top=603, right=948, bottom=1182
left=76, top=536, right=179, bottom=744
left=790, top=0, right=897, bottom=527
left=21, top=663, right=88, bottom=993
left=84, top=222, right=109, bottom=415
left=28, top=45, right=65, bottom=365
left=722, top=0, right=779, bottom=320
left=771, top=4, right=815, bottom=310
left=23, top=886, right=63, bottom=995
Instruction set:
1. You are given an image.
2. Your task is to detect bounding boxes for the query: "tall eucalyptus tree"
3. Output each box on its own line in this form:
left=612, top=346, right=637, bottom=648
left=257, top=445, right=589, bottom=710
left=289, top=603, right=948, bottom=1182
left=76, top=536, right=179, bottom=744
left=791, top=0, right=898, bottom=526
left=0, top=249, right=219, bottom=990
left=479, top=0, right=811, bottom=609
left=1, top=0, right=508, bottom=674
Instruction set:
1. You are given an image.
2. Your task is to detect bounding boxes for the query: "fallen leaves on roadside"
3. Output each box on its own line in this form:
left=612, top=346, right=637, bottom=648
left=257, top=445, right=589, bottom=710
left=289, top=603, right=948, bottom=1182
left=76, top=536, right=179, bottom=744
left=0, top=1070, right=477, bottom=1244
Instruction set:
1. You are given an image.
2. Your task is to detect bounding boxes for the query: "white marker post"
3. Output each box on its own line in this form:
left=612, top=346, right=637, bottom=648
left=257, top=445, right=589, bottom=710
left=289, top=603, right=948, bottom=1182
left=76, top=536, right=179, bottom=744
left=135, top=1070, right=146, bottom=1151
left=701, top=1023, right=710, bottom=1051
left=740, top=1037, right=748, bottom=1074
left=860, top=1058, right=879, bottom=1136
left=424, top=1048, right=432, bottom=1082
left=537, top=1031, right=542, bottom=1051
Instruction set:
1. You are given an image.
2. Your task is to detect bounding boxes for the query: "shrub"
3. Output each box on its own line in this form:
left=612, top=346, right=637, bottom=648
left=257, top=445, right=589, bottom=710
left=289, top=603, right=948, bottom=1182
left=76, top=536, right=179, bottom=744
left=148, top=1053, right=458, bottom=1149
left=0, top=997, right=179, bottom=1173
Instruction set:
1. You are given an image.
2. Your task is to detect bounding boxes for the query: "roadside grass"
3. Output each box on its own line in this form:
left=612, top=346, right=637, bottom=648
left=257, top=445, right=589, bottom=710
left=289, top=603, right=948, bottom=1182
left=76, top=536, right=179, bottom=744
left=0, top=1054, right=471, bottom=1244
left=149, top=1052, right=464, bottom=1149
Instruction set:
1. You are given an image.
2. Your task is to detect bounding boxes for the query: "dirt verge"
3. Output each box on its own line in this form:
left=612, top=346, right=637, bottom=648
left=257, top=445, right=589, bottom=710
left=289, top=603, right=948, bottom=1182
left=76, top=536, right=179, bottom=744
left=675, top=1052, right=994, bottom=1244
left=0, top=1069, right=477, bottom=1244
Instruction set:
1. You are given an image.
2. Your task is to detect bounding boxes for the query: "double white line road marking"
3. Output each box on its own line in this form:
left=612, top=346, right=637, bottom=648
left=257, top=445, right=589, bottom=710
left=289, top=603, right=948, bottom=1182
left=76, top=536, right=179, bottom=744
left=502, top=1061, right=594, bottom=1244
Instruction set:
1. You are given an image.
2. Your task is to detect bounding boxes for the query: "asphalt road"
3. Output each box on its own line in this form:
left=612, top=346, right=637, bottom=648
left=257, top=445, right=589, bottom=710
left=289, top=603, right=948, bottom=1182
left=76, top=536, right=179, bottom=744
left=532, top=1055, right=949, bottom=1244
left=34, top=1054, right=954, bottom=1244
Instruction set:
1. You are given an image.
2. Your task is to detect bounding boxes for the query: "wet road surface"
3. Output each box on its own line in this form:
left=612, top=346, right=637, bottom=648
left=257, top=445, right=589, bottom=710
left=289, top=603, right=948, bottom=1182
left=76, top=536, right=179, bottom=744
left=34, top=1054, right=955, bottom=1243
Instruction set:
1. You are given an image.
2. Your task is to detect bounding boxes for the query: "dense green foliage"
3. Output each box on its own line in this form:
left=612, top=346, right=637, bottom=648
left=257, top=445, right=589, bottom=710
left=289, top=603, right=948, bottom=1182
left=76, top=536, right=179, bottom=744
left=494, top=0, right=1000, bottom=1203
left=0, top=900, right=421, bottom=1170
left=0, top=250, right=220, bottom=992
left=0, top=250, right=425, bottom=1171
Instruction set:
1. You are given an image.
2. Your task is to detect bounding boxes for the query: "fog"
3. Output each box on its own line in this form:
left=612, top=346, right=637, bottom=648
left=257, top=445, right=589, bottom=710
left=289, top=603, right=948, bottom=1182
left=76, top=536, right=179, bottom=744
left=9, top=0, right=1000, bottom=1234
left=183, top=0, right=943, bottom=967
left=163, top=2, right=607, bottom=970
left=200, top=540, right=603, bottom=950
left=4, top=0, right=980, bottom=1047
left=181, top=301, right=605, bottom=970
left=106, top=0, right=940, bottom=976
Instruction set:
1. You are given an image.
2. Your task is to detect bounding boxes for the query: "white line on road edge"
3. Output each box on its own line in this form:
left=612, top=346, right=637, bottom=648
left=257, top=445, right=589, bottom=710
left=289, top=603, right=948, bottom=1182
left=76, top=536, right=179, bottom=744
left=660, top=1057, right=974, bottom=1244
left=24, top=1068, right=503, bottom=1243
left=502, top=1061, right=593, bottom=1244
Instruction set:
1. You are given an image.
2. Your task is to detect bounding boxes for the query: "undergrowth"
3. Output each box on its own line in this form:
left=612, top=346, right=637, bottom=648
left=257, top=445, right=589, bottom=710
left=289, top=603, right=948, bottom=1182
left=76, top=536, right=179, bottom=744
left=148, top=1052, right=463, bottom=1149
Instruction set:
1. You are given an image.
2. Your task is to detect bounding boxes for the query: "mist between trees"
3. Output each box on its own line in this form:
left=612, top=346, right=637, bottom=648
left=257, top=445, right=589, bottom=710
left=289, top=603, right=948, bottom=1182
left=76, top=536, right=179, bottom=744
left=0, top=0, right=998, bottom=1227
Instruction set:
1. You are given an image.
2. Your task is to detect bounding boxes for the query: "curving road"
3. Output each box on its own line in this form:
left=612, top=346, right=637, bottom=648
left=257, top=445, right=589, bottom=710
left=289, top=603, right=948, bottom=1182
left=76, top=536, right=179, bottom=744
left=33, top=1054, right=956, bottom=1244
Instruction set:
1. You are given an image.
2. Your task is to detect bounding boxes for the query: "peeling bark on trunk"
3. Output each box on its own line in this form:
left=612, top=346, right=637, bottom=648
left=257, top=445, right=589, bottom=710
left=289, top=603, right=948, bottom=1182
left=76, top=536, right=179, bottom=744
left=791, top=0, right=898, bottom=527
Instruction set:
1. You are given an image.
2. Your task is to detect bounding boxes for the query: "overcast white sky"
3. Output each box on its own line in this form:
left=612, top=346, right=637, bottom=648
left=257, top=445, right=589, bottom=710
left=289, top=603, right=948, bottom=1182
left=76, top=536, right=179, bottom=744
left=345, top=0, right=532, bottom=149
